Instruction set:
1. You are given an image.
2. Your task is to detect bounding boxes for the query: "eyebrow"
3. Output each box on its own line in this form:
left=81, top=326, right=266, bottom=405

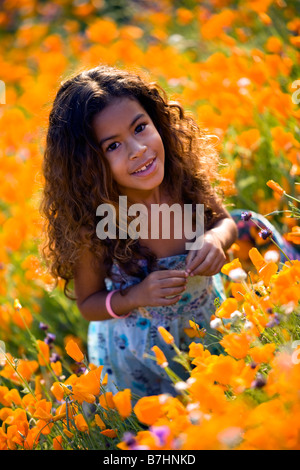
left=99, top=113, right=146, bottom=146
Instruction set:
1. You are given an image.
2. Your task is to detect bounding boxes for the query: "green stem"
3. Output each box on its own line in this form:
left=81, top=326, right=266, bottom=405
left=285, top=193, right=300, bottom=204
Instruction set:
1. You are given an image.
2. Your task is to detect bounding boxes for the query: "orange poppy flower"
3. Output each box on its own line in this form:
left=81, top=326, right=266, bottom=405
left=266, top=179, right=285, bottom=195
left=16, top=360, right=38, bottom=381
left=36, top=340, right=50, bottom=366
left=286, top=226, right=300, bottom=245
left=220, top=332, right=252, bottom=359
left=231, top=282, right=247, bottom=301
left=95, top=414, right=106, bottom=430
left=51, top=360, right=62, bottom=376
left=236, top=128, right=261, bottom=151
left=265, top=36, right=283, bottom=54
left=249, top=248, right=278, bottom=285
left=75, top=414, right=89, bottom=432
left=258, top=262, right=278, bottom=286
left=205, top=354, right=239, bottom=385
left=99, top=392, right=115, bottom=410
left=176, top=7, right=194, bottom=25
left=189, top=342, right=212, bottom=360
left=113, top=389, right=132, bottom=419
left=215, top=298, right=239, bottom=319
left=157, top=326, right=174, bottom=344
left=134, top=395, right=164, bottom=426
left=100, top=429, right=118, bottom=438
left=52, top=435, right=63, bottom=450
left=65, top=339, right=84, bottom=363
left=151, top=346, right=168, bottom=368
left=33, top=399, right=53, bottom=422
left=50, top=382, right=64, bottom=402
left=249, top=343, right=276, bottom=364
left=86, top=18, right=118, bottom=44
left=221, top=258, right=242, bottom=276
left=3, top=389, right=22, bottom=407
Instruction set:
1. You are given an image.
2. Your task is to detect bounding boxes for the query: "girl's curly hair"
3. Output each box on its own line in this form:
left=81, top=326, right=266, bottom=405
left=40, top=65, right=224, bottom=299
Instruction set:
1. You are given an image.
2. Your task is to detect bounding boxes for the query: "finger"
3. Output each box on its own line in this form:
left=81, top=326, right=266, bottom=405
left=191, top=256, right=224, bottom=276
left=157, top=270, right=188, bottom=279
left=185, top=250, right=197, bottom=268
left=159, top=277, right=187, bottom=288
left=189, top=251, right=217, bottom=276
left=161, top=285, right=186, bottom=297
left=159, top=294, right=183, bottom=306
left=186, top=247, right=210, bottom=274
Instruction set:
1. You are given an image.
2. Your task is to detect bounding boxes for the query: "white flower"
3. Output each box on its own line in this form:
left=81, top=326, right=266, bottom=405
left=244, top=320, right=254, bottom=331
left=228, top=268, right=247, bottom=282
left=210, top=318, right=222, bottom=329
left=158, top=394, right=172, bottom=405
left=174, top=381, right=189, bottom=391
left=281, top=302, right=295, bottom=314
left=218, top=427, right=243, bottom=447
left=237, top=77, right=251, bottom=87
left=264, top=250, right=280, bottom=263
left=168, top=34, right=183, bottom=45
left=186, top=377, right=196, bottom=386
left=189, top=410, right=202, bottom=425
left=230, top=310, right=243, bottom=321
left=186, top=402, right=200, bottom=412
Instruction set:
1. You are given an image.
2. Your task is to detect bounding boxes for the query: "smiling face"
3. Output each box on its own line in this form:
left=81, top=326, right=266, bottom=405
left=93, top=97, right=165, bottom=201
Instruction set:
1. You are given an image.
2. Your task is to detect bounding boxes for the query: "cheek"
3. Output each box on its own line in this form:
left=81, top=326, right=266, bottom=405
left=151, top=131, right=165, bottom=156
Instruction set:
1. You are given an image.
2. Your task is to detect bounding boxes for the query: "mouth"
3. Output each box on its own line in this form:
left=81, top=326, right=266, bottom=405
left=131, top=157, right=157, bottom=176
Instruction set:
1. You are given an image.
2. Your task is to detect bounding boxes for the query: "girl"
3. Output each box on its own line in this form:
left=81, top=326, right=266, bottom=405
left=40, top=65, right=238, bottom=397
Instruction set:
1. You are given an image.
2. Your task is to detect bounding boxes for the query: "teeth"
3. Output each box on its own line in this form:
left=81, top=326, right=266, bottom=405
left=134, top=158, right=154, bottom=174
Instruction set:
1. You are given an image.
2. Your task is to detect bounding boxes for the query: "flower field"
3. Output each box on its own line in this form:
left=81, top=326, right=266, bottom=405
left=0, top=0, right=300, bottom=450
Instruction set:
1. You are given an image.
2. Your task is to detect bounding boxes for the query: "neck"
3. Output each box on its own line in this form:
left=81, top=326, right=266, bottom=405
left=120, top=185, right=166, bottom=210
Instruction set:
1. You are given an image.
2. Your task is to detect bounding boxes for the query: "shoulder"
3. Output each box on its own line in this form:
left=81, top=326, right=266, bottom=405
left=204, top=190, right=232, bottom=228
left=75, top=226, right=106, bottom=273
left=74, top=227, right=107, bottom=305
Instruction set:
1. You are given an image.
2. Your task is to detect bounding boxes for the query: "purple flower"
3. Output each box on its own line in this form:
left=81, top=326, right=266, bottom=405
left=45, top=333, right=56, bottom=345
left=266, top=313, right=280, bottom=328
left=39, top=322, right=49, bottom=331
left=150, top=425, right=170, bottom=446
left=251, top=374, right=266, bottom=389
left=259, top=229, right=273, bottom=240
left=123, top=432, right=137, bottom=448
left=75, top=365, right=87, bottom=374
left=50, top=352, right=61, bottom=363
left=241, top=212, right=252, bottom=221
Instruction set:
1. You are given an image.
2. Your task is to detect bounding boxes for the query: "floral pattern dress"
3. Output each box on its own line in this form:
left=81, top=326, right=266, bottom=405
left=88, top=253, right=225, bottom=398
left=87, top=209, right=300, bottom=399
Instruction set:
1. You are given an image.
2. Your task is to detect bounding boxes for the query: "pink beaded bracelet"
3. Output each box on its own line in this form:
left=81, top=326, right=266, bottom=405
left=105, top=289, right=131, bottom=319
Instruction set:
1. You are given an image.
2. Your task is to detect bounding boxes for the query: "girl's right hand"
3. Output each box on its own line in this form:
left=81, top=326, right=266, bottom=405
left=131, top=270, right=188, bottom=308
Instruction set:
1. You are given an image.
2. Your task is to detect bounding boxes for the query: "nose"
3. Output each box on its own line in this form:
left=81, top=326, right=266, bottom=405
left=128, top=139, right=147, bottom=160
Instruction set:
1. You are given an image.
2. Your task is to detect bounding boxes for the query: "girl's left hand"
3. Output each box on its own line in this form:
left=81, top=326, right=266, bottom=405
left=185, top=231, right=227, bottom=277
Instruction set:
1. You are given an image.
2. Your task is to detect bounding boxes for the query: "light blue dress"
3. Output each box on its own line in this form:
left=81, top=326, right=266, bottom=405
left=87, top=253, right=225, bottom=398
left=87, top=210, right=300, bottom=398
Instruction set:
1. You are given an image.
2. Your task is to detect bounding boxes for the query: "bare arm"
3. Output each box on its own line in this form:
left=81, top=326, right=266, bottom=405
left=205, top=194, right=238, bottom=250
left=185, top=192, right=238, bottom=276
left=74, top=238, right=188, bottom=321
left=74, top=239, right=138, bottom=321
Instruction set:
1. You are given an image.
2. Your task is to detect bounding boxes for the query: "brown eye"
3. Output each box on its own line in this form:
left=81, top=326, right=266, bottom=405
left=135, top=123, right=146, bottom=133
left=106, top=142, right=120, bottom=152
